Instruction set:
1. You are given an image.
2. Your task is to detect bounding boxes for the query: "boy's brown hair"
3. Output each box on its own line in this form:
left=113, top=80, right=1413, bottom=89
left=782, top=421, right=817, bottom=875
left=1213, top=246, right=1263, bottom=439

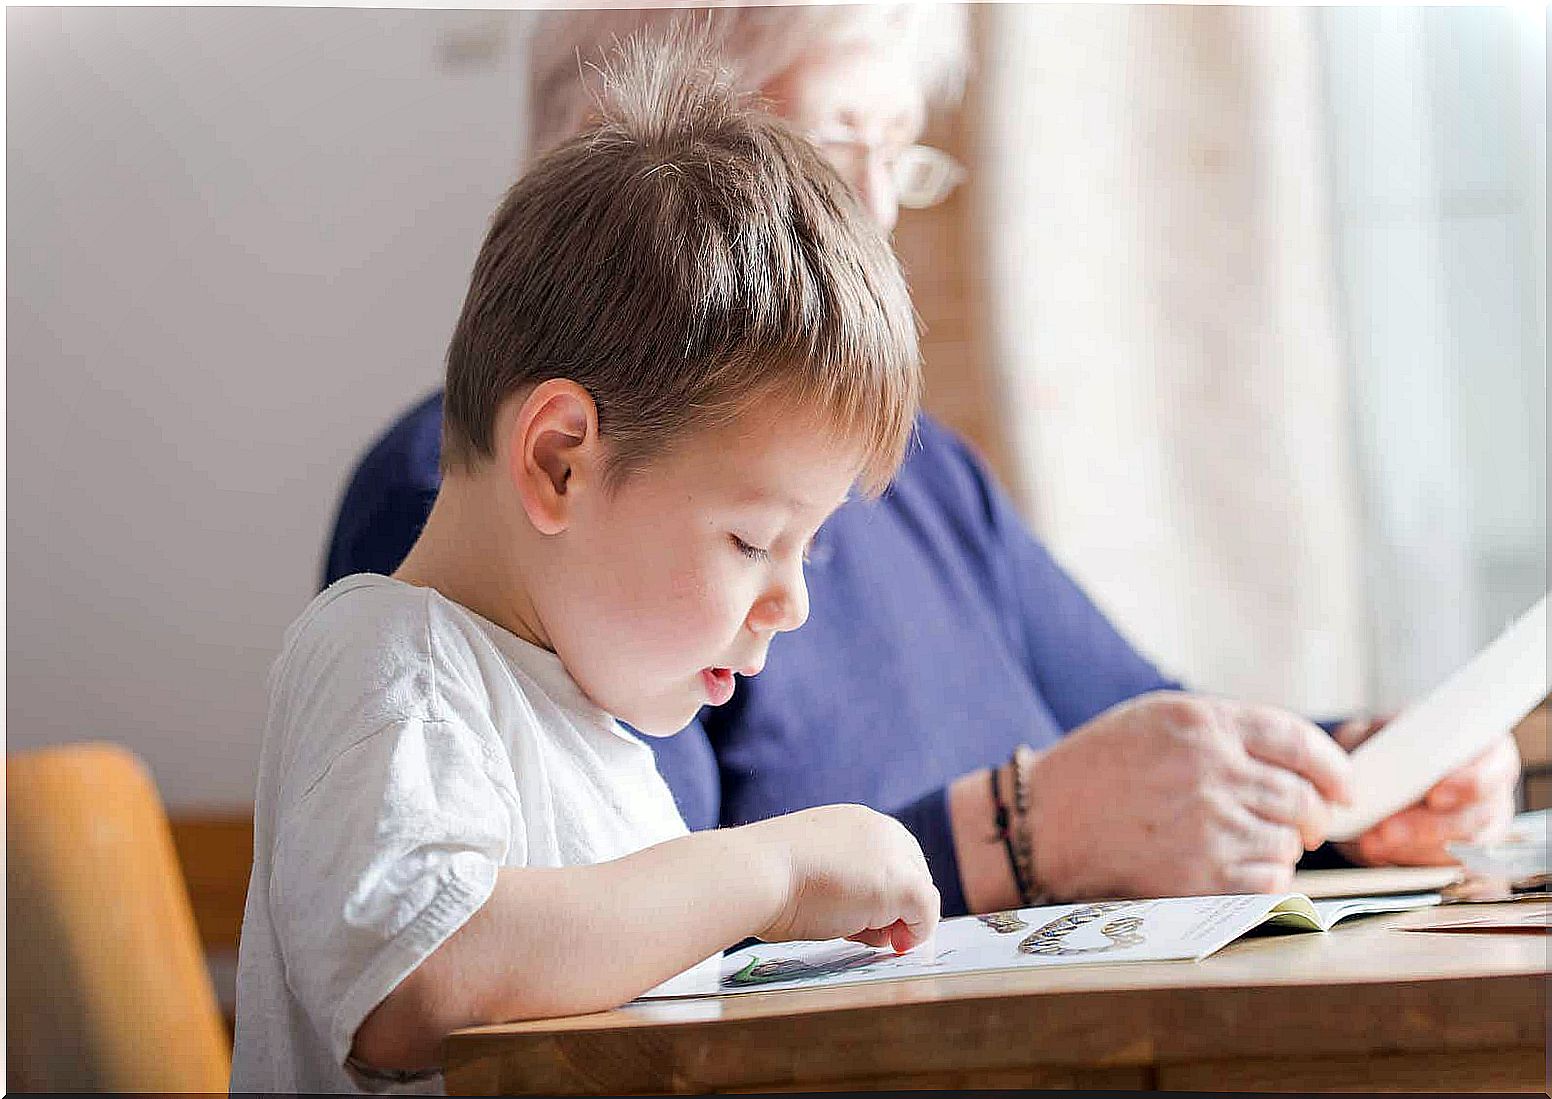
left=441, top=24, right=920, bottom=495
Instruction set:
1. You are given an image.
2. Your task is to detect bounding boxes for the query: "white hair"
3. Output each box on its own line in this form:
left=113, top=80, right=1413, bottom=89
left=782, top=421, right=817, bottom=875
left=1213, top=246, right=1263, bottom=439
left=523, top=3, right=970, bottom=156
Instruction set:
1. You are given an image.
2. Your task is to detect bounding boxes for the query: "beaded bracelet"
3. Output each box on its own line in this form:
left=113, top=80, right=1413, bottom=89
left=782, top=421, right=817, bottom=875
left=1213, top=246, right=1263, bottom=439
left=989, top=760, right=1034, bottom=907
left=1007, top=744, right=1042, bottom=905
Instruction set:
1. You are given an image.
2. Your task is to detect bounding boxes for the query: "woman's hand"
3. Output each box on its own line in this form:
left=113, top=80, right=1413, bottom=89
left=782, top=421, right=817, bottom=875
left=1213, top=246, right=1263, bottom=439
left=1334, top=716, right=1520, bottom=866
left=1019, top=692, right=1354, bottom=900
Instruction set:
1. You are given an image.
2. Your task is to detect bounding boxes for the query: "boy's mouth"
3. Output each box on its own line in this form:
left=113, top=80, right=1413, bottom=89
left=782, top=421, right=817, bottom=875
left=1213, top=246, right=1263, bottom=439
left=701, top=667, right=736, bottom=706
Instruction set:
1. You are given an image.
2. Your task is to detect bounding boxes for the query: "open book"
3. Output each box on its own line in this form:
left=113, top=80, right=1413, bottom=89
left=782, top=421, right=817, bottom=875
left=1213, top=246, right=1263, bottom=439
left=638, top=892, right=1441, bottom=1000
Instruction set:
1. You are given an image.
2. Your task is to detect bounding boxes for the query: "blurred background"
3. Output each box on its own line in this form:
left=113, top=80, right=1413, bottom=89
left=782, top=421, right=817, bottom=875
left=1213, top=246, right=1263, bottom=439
left=7, top=1, right=1547, bottom=1024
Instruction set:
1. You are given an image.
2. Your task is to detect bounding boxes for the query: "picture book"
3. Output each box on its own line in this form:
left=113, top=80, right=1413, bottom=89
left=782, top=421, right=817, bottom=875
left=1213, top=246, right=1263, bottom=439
left=638, top=891, right=1443, bottom=1000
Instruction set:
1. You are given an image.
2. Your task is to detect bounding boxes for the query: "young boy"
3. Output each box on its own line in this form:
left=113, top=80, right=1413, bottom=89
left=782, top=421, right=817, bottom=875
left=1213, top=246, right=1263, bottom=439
left=232, top=32, right=938, bottom=1095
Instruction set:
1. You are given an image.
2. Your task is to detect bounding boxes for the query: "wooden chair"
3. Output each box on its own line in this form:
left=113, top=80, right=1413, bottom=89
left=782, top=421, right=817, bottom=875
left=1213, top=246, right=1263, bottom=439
left=7, top=742, right=232, bottom=1092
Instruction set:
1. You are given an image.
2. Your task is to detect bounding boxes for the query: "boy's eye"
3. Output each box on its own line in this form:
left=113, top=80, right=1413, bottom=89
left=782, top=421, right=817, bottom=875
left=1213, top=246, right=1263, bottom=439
left=730, top=534, right=770, bottom=562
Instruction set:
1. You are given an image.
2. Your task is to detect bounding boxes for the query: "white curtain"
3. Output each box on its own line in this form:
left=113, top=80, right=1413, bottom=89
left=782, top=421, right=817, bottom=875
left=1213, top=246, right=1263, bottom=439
left=972, top=5, right=1370, bottom=715
left=1317, top=6, right=1547, bottom=710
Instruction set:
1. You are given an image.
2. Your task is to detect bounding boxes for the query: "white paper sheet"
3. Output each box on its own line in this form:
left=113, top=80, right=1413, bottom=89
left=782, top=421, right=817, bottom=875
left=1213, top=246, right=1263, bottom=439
left=1327, top=594, right=1548, bottom=842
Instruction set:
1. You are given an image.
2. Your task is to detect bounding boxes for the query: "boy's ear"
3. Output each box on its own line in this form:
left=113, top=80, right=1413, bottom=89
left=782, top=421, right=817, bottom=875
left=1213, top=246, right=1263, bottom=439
left=506, top=379, right=600, bottom=535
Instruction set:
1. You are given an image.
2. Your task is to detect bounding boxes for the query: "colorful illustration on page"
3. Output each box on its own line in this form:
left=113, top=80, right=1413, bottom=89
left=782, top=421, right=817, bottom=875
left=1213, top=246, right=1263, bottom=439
left=722, top=943, right=956, bottom=990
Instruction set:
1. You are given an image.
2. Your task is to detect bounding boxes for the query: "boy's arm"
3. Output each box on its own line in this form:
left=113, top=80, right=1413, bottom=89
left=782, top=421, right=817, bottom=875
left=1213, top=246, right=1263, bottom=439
left=351, top=806, right=938, bottom=1072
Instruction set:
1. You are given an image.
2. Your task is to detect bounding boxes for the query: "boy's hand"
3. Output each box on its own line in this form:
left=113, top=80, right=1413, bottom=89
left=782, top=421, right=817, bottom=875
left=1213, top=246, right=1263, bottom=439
left=745, top=805, right=940, bottom=952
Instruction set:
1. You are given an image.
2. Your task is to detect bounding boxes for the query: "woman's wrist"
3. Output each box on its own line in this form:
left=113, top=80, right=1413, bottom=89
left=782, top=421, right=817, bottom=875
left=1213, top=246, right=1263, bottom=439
left=1006, top=744, right=1049, bottom=906
left=947, top=747, right=1049, bottom=914
left=991, top=755, right=1035, bottom=905
left=1019, top=741, right=1068, bottom=902
left=948, top=767, right=1019, bottom=913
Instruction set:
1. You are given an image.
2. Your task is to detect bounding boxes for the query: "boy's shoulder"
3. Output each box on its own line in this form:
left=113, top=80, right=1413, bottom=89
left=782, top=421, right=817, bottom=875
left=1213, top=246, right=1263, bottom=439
left=271, top=574, right=497, bottom=730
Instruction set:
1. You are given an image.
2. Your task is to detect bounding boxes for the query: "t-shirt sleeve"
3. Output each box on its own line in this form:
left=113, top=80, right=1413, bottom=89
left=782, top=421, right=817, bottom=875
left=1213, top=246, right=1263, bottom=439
left=269, top=713, right=517, bottom=1071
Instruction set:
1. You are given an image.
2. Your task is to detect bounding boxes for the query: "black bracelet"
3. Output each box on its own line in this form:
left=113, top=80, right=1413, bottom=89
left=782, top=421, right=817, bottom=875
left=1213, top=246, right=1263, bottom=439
left=989, top=763, right=1033, bottom=907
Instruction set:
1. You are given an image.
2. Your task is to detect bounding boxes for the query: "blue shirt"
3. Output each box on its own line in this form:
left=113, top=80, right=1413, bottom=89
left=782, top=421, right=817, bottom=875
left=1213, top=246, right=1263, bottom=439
left=325, top=394, right=1347, bottom=915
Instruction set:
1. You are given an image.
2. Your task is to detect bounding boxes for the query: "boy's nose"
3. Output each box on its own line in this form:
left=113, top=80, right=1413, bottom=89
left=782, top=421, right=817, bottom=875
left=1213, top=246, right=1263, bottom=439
left=749, top=569, right=810, bottom=635
left=780, top=574, right=811, bottom=633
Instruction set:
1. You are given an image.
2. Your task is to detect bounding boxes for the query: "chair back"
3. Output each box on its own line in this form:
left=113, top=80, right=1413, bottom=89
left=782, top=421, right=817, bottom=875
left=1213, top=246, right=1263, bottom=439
left=7, top=742, right=232, bottom=1091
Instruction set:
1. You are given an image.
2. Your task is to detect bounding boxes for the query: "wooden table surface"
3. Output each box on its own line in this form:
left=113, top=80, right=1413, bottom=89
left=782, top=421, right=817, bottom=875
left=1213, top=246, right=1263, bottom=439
left=444, top=899, right=1548, bottom=1094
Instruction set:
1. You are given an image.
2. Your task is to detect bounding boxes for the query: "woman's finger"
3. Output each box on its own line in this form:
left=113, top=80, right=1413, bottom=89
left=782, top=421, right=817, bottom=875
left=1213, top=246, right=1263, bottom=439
left=1238, top=761, right=1327, bottom=848
left=1426, top=735, right=1520, bottom=811
left=1364, top=798, right=1505, bottom=864
left=1219, top=861, right=1295, bottom=895
left=1334, top=715, right=1387, bottom=752
left=1237, top=708, right=1354, bottom=806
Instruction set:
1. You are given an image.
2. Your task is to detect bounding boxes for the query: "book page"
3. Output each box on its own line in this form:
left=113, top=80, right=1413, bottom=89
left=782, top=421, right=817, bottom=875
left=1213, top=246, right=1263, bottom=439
left=1307, top=892, right=1442, bottom=930
left=1327, top=595, right=1548, bottom=842
left=636, top=892, right=1454, bottom=1002
left=637, top=895, right=1298, bottom=1000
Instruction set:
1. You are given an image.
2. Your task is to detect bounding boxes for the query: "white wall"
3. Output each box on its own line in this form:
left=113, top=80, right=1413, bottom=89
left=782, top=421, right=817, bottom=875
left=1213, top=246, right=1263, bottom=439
left=7, top=8, right=530, bottom=807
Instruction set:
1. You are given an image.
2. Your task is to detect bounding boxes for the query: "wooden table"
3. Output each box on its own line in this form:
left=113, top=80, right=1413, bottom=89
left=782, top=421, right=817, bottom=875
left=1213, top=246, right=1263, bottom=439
left=445, top=900, right=1547, bottom=1094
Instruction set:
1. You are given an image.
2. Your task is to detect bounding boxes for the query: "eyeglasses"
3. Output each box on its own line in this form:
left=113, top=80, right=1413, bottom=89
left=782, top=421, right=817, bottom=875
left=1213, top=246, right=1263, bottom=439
left=805, top=128, right=967, bottom=210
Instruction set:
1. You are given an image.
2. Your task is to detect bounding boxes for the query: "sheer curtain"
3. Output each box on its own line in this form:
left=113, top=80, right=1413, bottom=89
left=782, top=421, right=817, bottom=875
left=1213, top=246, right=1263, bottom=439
left=972, top=5, right=1369, bottom=714
left=1317, top=6, right=1547, bottom=710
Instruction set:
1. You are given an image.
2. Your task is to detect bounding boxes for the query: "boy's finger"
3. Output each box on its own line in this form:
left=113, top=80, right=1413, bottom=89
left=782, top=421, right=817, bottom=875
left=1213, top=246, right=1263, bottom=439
left=891, top=914, right=939, bottom=954
left=845, top=927, right=894, bottom=948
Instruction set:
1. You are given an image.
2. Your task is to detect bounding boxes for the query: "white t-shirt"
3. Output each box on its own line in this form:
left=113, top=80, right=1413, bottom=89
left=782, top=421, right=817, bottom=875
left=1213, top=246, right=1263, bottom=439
left=231, top=574, right=715, bottom=1094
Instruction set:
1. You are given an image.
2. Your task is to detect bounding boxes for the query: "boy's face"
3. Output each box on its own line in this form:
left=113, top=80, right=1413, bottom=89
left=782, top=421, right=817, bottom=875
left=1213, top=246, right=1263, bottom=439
left=539, top=404, right=862, bottom=736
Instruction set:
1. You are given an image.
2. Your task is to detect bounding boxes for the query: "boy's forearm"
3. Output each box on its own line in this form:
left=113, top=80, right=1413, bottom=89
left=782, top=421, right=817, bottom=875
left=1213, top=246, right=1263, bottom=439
left=352, top=825, right=788, bottom=1070
left=469, top=827, right=790, bottom=1017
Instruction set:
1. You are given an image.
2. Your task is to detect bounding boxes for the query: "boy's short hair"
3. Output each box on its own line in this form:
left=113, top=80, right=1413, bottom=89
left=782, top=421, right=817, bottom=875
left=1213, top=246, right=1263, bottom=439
left=441, top=25, right=921, bottom=495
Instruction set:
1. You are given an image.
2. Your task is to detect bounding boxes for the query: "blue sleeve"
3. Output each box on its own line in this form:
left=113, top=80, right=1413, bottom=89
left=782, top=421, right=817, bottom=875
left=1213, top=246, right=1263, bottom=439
left=940, top=427, right=1184, bottom=730
left=893, top=786, right=968, bottom=917
left=921, top=429, right=1355, bottom=736
left=322, top=392, right=444, bottom=588
left=863, top=420, right=1175, bottom=913
left=894, top=423, right=1355, bottom=891
left=962, top=430, right=1357, bottom=869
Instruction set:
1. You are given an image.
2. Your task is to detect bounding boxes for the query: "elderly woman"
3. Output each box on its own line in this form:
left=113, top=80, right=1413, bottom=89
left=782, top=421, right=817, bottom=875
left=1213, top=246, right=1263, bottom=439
left=326, top=3, right=1519, bottom=916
